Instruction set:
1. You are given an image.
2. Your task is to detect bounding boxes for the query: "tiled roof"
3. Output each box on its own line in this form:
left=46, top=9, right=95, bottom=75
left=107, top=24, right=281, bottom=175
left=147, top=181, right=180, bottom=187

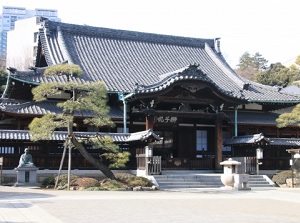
left=16, top=21, right=241, bottom=92
left=224, top=110, right=281, bottom=125
left=0, top=99, right=123, bottom=119
left=0, top=129, right=159, bottom=142
left=0, top=129, right=129, bottom=142
left=126, top=129, right=162, bottom=142
left=135, top=66, right=300, bottom=102
left=270, top=138, right=300, bottom=147
left=224, top=133, right=300, bottom=148
left=8, top=19, right=300, bottom=104
left=37, top=20, right=221, bottom=93
left=224, top=133, right=269, bottom=145
left=8, top=67, right=88, bottom=85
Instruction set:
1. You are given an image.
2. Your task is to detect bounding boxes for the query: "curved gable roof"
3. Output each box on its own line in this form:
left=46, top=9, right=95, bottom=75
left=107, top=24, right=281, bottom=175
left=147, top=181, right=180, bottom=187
left=6, top=19, right=300, bottom=104
left=39, top=20, right=241, bottom=92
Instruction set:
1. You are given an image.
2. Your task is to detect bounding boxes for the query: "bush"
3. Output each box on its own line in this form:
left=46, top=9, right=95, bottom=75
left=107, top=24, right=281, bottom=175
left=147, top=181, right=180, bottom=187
left=41, top=176, right=55, bottom=187
left=74, top=177, right=100, bottom=188
left=127, top=176, right=153, bottom=187
left=85, top=187, right=108, bottom=191
left=115, top=173, right=153, bottom=187
left=272, top=170, right=293, bottom=185
left=100, top=179, right=128, bottom=190
left=49, top=172, right=155, bottom=190
left=55, top=174, right=79, bottom=187
left=115, top=172, right=135, bottom=181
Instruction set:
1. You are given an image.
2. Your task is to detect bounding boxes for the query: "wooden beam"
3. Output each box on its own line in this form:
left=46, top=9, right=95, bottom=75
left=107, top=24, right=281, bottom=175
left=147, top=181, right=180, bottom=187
left=146, top=115, right=154, bottom=130
left=215, top=113, right=223, bottom=170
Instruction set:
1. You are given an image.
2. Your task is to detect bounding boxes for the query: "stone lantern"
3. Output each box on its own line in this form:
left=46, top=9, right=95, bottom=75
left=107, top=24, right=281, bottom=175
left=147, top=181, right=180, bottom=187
left=220, top=158, right=251, bottom=190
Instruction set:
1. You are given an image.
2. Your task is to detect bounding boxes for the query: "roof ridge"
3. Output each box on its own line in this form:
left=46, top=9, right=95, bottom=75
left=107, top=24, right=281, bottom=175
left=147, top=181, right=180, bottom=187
left=45, top=20, right=215, bottom=48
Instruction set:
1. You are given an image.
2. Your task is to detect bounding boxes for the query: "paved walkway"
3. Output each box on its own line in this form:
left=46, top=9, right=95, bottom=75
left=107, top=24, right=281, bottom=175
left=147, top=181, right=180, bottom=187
left=1, top=186, right=300, bottom=223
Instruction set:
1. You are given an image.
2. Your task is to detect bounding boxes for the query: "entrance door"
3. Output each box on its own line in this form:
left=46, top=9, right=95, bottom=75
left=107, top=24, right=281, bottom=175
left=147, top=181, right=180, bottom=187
left=178, top=127, right=195, bottom=158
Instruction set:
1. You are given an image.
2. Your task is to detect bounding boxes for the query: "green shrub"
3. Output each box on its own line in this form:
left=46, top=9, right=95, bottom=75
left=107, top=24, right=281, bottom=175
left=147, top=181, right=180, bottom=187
left=115, top=172, right=135, bottom=181
left=74, top=177, right=100, bottom=188
left=272, top=170, right=293, bottom=185
left=50, top=172, right=154, bottom=190
left=55, top=174, right=79, bottom=187
left=85, top=187, right=108, bottom=191
left=127, top=176, right=153, bottom=187
left=41, top=176, right=55, bottom=187
left=115, top=173, right=153, bottom=187
left=100, top=179, right=128, bottom=190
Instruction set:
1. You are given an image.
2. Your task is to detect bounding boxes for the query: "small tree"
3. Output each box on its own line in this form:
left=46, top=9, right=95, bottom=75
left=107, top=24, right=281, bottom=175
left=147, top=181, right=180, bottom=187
left=29, top=64, right=130, bottom=180
left=236, top=51, right=268, bottom=80
left=0, top=67, right=7, bottom=96
left=254, top=62, right=300, bottom=87
left=295, top=55, right=300, bottom=66
left=254, top=63, right=290, bottom=87
left=276, top=103, right=300, bottom=128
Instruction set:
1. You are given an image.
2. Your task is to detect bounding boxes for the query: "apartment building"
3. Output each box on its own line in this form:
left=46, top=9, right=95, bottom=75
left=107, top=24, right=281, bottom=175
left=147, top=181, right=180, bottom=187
left=0, top=6, right=60, bottom=66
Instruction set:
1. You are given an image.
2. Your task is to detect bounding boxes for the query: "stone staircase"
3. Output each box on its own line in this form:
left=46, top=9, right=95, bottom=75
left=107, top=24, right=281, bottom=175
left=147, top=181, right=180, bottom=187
left=154, top=171, right=275, bottom=190
left=248, top=175, right=275, bottom=187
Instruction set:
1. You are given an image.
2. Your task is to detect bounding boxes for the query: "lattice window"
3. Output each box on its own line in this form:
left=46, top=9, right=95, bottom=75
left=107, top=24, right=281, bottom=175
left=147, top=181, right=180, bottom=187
left=0, top=147, right=15, bottom=154
left=196, top=130, right=207, bottom=151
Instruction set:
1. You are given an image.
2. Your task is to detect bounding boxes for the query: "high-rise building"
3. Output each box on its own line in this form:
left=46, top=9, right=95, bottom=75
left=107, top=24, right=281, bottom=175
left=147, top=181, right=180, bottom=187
left=0, top=6, right=60, bottom=59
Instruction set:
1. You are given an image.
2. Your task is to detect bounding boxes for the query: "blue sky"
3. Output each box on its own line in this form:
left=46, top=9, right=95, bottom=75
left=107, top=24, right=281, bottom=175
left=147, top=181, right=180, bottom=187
left=1, top=0, right=300, bottom=68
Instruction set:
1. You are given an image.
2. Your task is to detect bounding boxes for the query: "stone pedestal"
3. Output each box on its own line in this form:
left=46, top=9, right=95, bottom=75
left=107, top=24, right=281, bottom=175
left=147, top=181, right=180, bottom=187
left=234, top=174, right=251, bottom=190
left=14, top=167, right=39, bottom=187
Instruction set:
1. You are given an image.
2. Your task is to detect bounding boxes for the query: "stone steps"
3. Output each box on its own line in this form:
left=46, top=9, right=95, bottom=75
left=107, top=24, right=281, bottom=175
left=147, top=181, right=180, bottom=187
left=154, top=172, right=275, bottom=190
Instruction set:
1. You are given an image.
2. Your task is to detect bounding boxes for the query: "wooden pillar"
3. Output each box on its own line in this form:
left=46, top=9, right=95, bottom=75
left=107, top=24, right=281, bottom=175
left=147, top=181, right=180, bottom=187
left=215, top=113, right=223, bottom=170
left=17, top=118, right=21, bottom=130
left=146, top=115, right=154, bottom=130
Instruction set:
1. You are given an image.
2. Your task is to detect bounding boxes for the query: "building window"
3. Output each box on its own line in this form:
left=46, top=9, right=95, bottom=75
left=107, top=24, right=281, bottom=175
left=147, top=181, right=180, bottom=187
left=196, top=130, right=207, bottom=151
left=33, top=32, right=38, bottom=43
left=33, top=46, right=38, bottom=57
left=222, top=131, right=232, bottom=152
left=0, top=147, right=15, bottom=154
left=27, top=145, right=40, bottom=151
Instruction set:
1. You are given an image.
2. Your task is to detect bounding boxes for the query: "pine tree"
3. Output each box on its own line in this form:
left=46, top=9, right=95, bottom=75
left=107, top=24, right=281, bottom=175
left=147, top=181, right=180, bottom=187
left=29, top=64, right=130, bottom=180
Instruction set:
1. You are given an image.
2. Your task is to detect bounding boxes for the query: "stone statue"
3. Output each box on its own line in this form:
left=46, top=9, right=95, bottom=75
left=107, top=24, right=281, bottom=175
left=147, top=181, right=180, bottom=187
left=17, top=148, right=35, bottom=168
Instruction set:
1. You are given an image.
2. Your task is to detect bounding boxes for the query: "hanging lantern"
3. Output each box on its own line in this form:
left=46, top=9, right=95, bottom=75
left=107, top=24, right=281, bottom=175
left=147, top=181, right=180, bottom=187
left=256, top=147, right=263, bottom=159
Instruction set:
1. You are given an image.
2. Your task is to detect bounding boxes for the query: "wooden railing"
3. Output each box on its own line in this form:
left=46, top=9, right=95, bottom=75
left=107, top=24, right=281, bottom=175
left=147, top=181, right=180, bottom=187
left=232, top=157, right=291, bottom=174
left=232, top=157, right=256, bottom=174
left=136, top=156, right=162, bottom=175
left=147, top=156, right=161, bottom=175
